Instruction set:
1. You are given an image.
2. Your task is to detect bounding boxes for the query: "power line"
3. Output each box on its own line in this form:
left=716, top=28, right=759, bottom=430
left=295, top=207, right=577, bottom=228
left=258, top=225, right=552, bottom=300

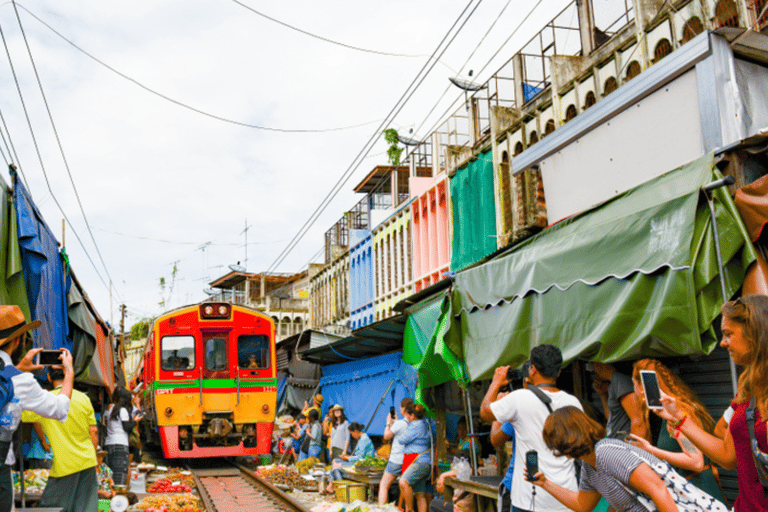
left=230, top=0, right=423, bottom=58
left=266, top=0, right=485, bottom=274
left=12, top=3, right=383, bottom=134
left=94, top=226, right=286, bottom=247
left=11, top=0, right=121, bottom=303
left=0, top=14, right=116, bottom=299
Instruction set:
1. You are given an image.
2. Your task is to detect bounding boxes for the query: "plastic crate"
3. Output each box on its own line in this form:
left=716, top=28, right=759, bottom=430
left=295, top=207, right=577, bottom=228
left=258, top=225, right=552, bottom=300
left=437, top=461, right=451, bottom=474
left=98, top=498, right=111, bottom=511
left=333, top=480, right=367, bottom=503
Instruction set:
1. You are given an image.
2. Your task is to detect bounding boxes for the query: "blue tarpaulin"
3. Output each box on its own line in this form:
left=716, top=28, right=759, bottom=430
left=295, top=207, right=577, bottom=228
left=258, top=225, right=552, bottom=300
left=13, top=175, right=69, bottom=351
left=318, top=352, right=416, bottom=436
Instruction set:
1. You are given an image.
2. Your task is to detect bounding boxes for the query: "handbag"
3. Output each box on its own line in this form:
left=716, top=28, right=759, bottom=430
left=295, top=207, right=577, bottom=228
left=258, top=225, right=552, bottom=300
left=613, top=446, right=728, bottom=512
left=300, top=435, right=311, bottom=454
left=746, top=397, right=768, bottom=489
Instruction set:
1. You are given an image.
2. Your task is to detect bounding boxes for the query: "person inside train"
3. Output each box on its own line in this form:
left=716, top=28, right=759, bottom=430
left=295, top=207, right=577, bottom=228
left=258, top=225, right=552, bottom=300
left=247, top=353, right=261, bottom=369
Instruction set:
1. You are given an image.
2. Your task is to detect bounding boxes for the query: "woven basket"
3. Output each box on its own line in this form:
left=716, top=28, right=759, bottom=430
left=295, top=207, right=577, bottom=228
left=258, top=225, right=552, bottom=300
left=333, top=480, right=367, bottom=503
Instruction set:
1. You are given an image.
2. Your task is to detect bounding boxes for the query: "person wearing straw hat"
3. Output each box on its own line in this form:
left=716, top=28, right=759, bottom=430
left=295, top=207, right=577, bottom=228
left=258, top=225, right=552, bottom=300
left=0, top=305, right=74, bottom=512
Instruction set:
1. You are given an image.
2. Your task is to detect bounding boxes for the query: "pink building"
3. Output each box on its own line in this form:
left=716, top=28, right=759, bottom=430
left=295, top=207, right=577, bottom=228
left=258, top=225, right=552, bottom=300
left=411, top=177, right=451, bottom=292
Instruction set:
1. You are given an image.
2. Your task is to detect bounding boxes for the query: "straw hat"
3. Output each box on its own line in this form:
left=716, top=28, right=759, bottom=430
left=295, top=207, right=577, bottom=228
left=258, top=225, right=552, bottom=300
left=314, top=394, right=324, bottom=403
left=330, top=404, right=344, bottom=412
left=0, top=306, right=40, bottom=348
left=96, top=446, right=108, bottom=456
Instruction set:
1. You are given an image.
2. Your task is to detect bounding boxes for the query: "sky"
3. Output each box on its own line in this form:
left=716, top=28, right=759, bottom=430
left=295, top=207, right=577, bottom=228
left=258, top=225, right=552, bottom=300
left=0, top=0, right=577, bottom=329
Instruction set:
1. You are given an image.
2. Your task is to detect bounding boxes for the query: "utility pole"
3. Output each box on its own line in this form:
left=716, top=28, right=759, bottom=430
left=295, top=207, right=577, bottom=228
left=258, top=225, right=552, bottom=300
left=119, top=304, right=126, bottom=360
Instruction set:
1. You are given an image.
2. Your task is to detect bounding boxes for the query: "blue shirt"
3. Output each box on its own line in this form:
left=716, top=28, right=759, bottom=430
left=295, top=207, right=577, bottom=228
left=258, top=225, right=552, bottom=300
left=500, top=422, right=516, bottom=491
left=348, top=433, right=375, bottom=462
left=399, top=419, right=431, bottom=464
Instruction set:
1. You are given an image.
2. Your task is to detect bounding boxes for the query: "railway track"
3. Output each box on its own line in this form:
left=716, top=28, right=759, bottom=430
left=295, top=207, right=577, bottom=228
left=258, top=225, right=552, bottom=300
left=191, top=463, right=310, bottom=512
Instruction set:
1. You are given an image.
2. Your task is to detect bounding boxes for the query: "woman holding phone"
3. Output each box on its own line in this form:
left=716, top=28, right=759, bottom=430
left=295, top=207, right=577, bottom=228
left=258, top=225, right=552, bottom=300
left=532, top=406, right=726, bottom=512
left=658, top=294, right=768, bottom=511
left=627, top=359, right=726, bottom=504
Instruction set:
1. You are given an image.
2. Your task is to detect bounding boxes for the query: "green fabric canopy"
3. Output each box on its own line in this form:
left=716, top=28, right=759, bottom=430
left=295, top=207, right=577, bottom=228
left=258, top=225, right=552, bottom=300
left=444, top=153, right=756, bottom=382
left=450, top=150, right=497, bottom=272
left=0, top=176, right=29, bottom=318
left=67, top=277, right=97, bottom=380
left=403, top=294, right=468, bottom=407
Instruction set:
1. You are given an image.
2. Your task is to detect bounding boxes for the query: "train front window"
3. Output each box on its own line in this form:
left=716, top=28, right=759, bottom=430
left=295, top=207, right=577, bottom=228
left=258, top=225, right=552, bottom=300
left=161, top=335, right=195, bottom=371
left=238, top=335, right=270, bottom=369
left=205, top=338, right=228, bottom=371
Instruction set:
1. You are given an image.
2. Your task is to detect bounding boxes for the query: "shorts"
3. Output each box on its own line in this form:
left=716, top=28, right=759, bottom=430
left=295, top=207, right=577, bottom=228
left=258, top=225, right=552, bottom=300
left=385, top=461, right=402, bottom=476
left=401, top=461, right=431, bottom=494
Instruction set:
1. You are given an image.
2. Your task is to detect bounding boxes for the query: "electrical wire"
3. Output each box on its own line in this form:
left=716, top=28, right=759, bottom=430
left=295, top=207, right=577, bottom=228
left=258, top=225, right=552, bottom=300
left=94, top=226, right=286, bottom=247
left=11, top=0, right=121, bottom=302
left=0, top=108, right=31, bottom=191
left=230, top=0, right=423, bottom=58
left=12, top=3, right=383, bottom=134
left=266, top=0, right=485, bottom=274
left=0, top=15, right=117, bottom=299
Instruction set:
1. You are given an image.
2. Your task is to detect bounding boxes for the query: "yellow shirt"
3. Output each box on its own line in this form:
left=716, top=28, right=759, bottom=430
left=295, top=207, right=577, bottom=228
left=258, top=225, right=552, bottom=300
left=22, top=388, right=97, bottom=478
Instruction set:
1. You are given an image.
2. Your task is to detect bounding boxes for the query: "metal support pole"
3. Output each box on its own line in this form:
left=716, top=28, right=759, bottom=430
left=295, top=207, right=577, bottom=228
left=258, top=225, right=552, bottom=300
left=364, top=379, right=396, bottom=432
left=463, top=387, right=478, bottom=476
left=702, top=176, right=738, bottom=396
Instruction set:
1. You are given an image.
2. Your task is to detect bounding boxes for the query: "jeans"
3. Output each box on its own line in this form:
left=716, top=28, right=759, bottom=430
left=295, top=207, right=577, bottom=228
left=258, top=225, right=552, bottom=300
left=308, top=445, right=322, bottom=459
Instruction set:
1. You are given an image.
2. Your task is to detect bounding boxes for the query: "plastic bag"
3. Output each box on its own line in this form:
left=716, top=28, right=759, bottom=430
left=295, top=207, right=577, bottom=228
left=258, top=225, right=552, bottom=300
left=452, top=457, right=470, bottom=481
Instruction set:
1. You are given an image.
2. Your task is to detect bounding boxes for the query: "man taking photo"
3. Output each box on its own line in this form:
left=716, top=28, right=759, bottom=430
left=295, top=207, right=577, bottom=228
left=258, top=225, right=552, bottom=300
left=480, top=344, right=582, bottom=512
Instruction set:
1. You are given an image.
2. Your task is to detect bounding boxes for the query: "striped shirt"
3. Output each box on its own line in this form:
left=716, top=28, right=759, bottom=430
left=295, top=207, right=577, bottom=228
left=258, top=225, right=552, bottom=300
left=579, top=439, right=662, bottom=512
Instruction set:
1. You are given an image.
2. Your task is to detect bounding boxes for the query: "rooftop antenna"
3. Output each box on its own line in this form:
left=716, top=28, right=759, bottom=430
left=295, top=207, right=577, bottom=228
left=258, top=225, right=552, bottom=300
left=240, top=219, right=251, bottom=271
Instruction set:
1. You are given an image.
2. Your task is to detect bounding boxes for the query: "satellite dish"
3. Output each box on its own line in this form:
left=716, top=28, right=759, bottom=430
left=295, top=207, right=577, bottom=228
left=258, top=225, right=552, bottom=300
left=203, top=288, right=218, bottom=296
left=395, top=134, right=421, bottom=146
left=228, top=264, right=246, bottom=272
left=449, top=77, right=486, bottom=91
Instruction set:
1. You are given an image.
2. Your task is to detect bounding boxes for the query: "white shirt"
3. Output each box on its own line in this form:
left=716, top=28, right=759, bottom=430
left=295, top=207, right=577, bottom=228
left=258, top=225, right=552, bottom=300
left=104, top=405, right=132, bottom=446
left=490, top=387, right=582, bottom=512
left=388, top=418, right=408, bottom=465
left=0, top=351, right=70, bottom=465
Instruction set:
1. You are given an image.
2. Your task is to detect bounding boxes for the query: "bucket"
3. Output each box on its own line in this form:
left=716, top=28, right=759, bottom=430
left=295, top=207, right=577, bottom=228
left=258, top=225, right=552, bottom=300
left=98, top=499, right=111, bottom=512
left=333, top=480, right=367, bottom=503
left=259, top=455, right=272, bottom=465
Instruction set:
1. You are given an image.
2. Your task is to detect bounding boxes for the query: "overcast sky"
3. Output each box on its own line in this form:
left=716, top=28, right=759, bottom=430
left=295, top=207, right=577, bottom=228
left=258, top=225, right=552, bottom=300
left=0, top=0, right=575, bottom=328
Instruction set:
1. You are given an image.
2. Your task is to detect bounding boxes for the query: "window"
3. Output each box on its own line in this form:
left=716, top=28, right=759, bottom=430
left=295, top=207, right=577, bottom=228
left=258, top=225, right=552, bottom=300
left=529, top=131, right=539, bottom=146
left=584, top=91, right=596, bottom=110
left=681, top=17, right=704, bottom=44
left=603, top=77, right=618, bottom=96
left=161, top=335, right=195, bottom=371
left=653, top=39, right=672, bottom=63
left=564, top=105, right=577, bottom=122
left=625, top=61, right=641, bottom=81
left=543, top=119, right=555, bottom=136
left=205, top=338, right=227, bottom=371
left=715, top=0, right=740, bottom=28
left=238, top=335, right=270, bottom=369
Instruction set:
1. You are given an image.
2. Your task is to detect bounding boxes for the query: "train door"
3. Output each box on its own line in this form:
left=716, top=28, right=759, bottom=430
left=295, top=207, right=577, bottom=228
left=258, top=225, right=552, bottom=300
left=202, top=330, right=230, bottom=379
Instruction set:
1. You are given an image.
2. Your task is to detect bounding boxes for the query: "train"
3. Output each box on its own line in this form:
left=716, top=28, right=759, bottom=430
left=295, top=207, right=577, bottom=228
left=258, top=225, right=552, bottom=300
left=138, top=302, right=276, bottom=458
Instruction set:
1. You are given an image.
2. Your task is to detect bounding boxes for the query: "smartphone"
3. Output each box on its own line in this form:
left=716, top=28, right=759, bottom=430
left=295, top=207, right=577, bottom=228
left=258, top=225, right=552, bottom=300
left=390, top=406, right=396, bottom=419
left=525, top=450, right=538, bottom=481
left=640, top=370, right=663, bottom=409
left=37, top=349, right=63, bottom=366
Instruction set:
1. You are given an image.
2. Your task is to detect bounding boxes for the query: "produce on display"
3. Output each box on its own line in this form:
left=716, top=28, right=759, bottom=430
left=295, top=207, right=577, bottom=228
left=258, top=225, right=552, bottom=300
left=148, top=478, right=193, bottom=493
left=12, top=469, right=48, bottom=493
left=136, top=493, right=201, bottom=512
left=257, top=465, right=318, bottom=490
left=296, top=457, right=320, bottom=474
left=354, top=456, right=386, bottom=471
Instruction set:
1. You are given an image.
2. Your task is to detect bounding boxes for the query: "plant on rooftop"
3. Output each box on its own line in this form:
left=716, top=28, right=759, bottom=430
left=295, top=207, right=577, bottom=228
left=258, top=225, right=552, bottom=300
left=383, top=129, right=403, bottom=167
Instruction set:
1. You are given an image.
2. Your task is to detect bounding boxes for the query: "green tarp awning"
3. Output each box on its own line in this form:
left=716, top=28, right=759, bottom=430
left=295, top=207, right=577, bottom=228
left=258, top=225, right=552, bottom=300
left=445, top=153, right=756, bottom=382
left=403, top=294, right=467, bottom=407
left=450, top=150, right=497, bottom=272
left=0, top=176, right=29, bottom=317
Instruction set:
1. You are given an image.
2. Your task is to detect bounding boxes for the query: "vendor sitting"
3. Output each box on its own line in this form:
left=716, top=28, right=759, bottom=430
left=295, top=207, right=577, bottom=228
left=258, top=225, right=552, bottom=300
left=448, top=417, right=480, bottom=458
left=324, top=423, right=376, bottom=493
left=96, top=447, right=116, bottom=499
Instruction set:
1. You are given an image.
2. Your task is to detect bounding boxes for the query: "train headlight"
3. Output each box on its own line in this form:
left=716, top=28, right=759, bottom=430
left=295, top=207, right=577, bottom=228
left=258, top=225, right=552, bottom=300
left=204, top=305, right=214, bottom=316
left=218, top=305, right=228, bottom=315
left=261, top=404, right=270, bottom=414
left=200, top=303, right=231, bottom=319
left=164, top=407, right=173, bottom=418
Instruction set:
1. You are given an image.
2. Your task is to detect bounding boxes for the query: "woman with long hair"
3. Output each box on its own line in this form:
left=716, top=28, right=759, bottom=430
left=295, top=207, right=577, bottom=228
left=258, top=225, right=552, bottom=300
left=533, top=406, right=726, bottom=512
left=103, top=387, right=137, bottom=486
left=659, top=294, right=768, bottom=511
left=328, top=405, right=349, bottom=460
left=628, top=359, right=726, bottom=503
left=398, top=403, right=432, bottom=512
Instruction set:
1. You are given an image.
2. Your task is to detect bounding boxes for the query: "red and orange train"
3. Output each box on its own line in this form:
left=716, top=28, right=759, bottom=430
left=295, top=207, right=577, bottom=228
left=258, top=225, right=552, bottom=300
left=138, top=302, right=276, bottom=458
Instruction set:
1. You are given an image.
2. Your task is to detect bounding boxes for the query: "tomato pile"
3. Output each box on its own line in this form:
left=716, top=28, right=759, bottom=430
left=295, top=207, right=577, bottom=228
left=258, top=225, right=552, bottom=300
left=141, top=506, right=201, bottom=512
left=148, top=478, right=193, bottom=493
left=136, top=492, right=200, bottom=512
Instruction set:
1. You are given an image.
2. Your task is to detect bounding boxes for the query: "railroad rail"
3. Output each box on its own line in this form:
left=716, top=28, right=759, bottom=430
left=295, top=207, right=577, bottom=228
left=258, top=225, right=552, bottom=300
left=190, top=463, right=310, bottom=512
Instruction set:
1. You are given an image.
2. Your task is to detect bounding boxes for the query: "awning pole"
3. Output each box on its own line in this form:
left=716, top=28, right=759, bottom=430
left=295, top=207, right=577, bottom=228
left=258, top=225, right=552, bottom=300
left=702, top=176, right=738, bottom=396
left=463, top=387, right=478, bottom=476
left=364, top=379, right=396, bottom=432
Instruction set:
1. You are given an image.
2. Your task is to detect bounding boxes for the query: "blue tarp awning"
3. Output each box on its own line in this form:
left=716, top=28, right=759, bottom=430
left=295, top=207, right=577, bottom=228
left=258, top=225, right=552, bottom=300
left=13, top=175, right=68, bottom=351
left=318, top=351, right=416, bottom=436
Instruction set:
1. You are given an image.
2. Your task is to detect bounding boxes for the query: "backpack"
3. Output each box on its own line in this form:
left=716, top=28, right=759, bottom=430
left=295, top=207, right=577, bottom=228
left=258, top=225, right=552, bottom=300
left=0, top=359, right=19, bottom=412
